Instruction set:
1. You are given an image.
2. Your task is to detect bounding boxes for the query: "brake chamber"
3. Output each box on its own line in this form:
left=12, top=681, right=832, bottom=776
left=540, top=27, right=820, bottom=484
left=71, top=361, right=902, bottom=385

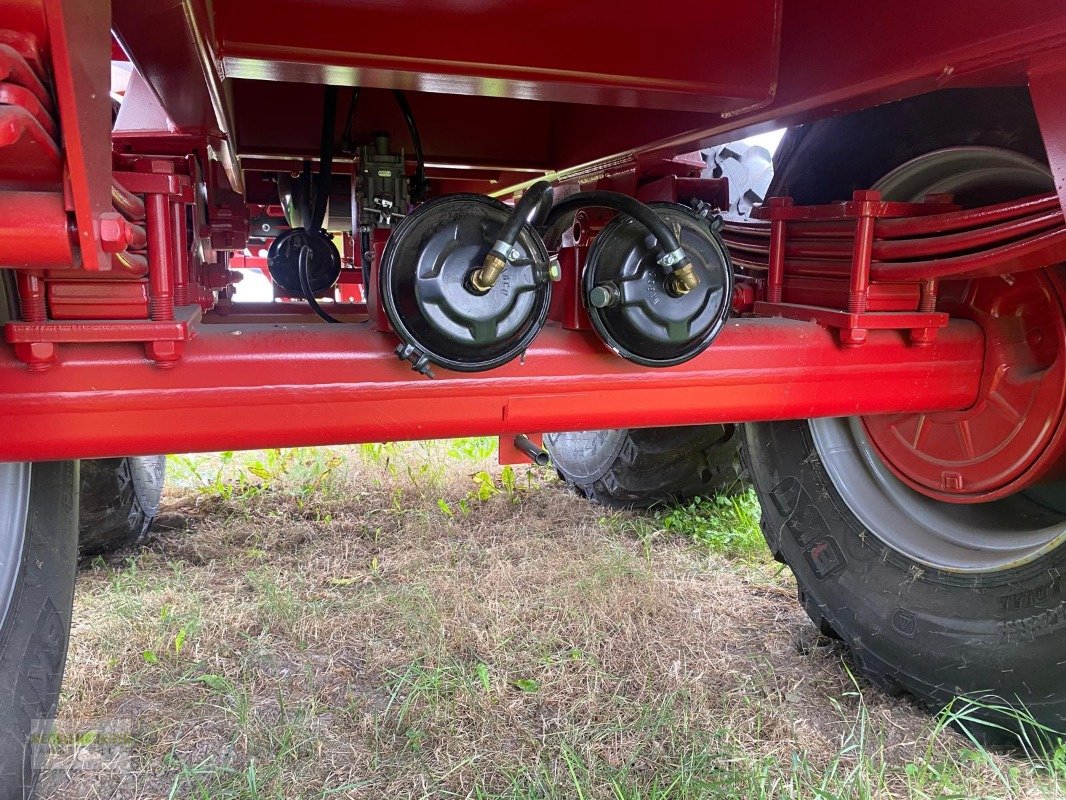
left=375, top=184, right=735, bottom=375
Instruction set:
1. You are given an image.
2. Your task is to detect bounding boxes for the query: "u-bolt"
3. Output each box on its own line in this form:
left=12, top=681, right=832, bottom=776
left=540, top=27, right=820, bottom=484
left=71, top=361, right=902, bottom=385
left=145, top=193, right=175, bottom=321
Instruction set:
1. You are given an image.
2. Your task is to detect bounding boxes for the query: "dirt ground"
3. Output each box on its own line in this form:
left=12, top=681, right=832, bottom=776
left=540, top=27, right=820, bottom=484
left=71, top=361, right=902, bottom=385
left=37, top=444, right=1065, bottom=799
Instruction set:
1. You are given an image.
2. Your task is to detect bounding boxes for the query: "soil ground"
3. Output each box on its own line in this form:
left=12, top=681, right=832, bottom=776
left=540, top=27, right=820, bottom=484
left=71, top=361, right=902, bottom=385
left=38, top=442, right=1066, bottom=799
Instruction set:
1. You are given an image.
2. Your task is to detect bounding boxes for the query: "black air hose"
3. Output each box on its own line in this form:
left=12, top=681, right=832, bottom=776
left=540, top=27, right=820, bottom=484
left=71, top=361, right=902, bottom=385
left=392, top=90, right=427, bottom=202
left=310, top=85, right=339, bottom=231
left=542, top=190, right=684, bottom=262
left=493, top=180, right=554, bottom=258
left=295, top=86, right=342, bottom=323
left=469, top=181, right=555, bottom=292
left=298, top=243, right=342, bottom=324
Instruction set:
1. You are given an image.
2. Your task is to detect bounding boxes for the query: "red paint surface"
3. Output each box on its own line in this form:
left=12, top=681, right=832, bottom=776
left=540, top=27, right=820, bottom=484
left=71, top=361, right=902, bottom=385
left=0, top=318, right=983, bottom=460
left=4, top=0, right=1066, bottom=485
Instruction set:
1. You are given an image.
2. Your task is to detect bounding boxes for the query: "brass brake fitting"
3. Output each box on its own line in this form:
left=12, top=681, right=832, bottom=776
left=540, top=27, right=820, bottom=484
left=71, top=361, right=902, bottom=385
left=668, top=262, right=699, bottom=296
left=469, top=253, right=508, bottom=292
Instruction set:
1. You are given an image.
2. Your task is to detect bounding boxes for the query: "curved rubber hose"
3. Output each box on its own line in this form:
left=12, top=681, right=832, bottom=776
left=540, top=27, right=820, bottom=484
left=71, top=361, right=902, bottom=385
left=298, top=243, right=342, bottom=324
left=495, top=181, right=554, bottom=253
left=543, top=191, right=683, bottom=257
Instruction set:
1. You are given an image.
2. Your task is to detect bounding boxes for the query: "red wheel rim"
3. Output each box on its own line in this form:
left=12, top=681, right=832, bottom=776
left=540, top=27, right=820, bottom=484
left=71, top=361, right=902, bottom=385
left=863, top=269, right=1066, bottom=503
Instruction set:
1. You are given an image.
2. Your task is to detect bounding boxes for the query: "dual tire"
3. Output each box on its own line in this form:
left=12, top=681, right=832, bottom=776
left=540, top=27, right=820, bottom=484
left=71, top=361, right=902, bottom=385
left=78, top=456, right=166, bottom=556
left=545, top=425, right=743, bottom=507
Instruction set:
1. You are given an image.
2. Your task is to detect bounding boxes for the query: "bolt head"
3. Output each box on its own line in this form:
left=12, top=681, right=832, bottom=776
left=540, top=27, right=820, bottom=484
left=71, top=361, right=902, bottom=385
left=98, top=212, right=128, bottom=253
left=146, top=340, right=183, bottom=363
left=589, top=285, right=617, bottom=308
left=547, top=256, right=561, bottom=281
left=15, top=342, right=56, bottom=369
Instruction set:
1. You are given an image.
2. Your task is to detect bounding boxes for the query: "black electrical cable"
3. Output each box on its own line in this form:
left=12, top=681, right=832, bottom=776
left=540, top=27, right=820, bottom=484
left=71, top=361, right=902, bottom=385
left=291, top=86, right=344, bottom=324
left=542, top=190, right=684, bottom=257
left=298, top=243, right=342, bottom=324
left=360, top=228, right=372, bottom=296
left=340, top=87, right=361, bottom=154
left=494, top=180, right=554, bottom=253
left=310, top=85, right=339, bottom=231
left=392, top=90, right=427, bottom=202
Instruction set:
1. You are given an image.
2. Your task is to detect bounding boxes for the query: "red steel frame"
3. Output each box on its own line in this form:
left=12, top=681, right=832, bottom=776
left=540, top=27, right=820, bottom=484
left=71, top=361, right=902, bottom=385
left=0, top=320, right=984, bottom=461
left=2, top=0, right=1066, bottom=465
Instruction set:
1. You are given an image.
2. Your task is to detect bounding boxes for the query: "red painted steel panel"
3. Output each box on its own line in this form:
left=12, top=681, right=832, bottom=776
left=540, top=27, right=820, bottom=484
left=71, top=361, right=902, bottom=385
left=1030, top=61, right=1066, bottom=216
left=109, top=0, right=1066, bottom=194
left=213, top=1, right=780, bottom=113
left=0, top=319, right=983, bottom=461
left=524, top=0, right=1066, bottom=188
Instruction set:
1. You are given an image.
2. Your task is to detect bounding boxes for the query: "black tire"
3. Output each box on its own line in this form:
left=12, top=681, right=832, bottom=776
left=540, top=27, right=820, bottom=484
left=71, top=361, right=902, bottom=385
left=78, top=456, right=166, bottom=556
left=768, top=88, right=1046, bottom=205
left=0, top=461, right=79, bottom=798
left=744, top=87, right=1065, bottom=741
left=745, top=421, right=1066, bottom=741
left=544, top=425, right=743, bottom=508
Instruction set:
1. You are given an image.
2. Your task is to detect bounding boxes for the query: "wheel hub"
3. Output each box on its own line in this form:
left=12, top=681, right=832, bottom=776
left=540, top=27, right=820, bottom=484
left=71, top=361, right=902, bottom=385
left=863, top=269, right=1066, bottom=503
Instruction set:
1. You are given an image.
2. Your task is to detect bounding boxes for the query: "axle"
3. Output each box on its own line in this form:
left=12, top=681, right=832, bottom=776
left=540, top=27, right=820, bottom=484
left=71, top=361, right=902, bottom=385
left=0, top=318, right=982, bottom=461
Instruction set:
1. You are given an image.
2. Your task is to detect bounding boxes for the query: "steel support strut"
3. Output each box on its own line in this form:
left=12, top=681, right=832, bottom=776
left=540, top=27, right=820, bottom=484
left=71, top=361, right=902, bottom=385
left=0, top=319, right=983, bottom=461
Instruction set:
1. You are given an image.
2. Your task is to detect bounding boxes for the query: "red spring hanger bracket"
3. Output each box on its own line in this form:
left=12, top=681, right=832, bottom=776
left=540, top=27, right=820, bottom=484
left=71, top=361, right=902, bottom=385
left=4, top=161, right=197, bottom=369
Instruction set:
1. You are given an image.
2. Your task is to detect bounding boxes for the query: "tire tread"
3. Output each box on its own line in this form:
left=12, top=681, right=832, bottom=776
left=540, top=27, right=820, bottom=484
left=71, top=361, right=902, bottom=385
left=554, top=425, right=746, bottom=508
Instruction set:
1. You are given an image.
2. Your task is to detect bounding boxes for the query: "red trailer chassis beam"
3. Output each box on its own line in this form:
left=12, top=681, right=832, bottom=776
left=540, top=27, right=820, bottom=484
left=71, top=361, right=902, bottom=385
left=0, top=318, right=983, bottom=461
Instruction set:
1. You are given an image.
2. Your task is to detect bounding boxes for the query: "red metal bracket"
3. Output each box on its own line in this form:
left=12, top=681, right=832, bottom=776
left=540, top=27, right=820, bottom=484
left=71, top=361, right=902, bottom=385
left=1030, top=59, right=1066, bottom=217
left=499, top=433, right=544, bottom=466
left=42, top=0, right=113, bottom=270
left=113, top=168, right=193, bottom=200
left=749, top=190, right=951, bottom=346
left=5, top=304, right=200, bottom=369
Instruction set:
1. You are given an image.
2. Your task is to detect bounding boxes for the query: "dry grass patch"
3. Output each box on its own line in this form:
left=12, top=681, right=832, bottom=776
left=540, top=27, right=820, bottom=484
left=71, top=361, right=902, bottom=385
left=39, top=442, right=1066, bottom=799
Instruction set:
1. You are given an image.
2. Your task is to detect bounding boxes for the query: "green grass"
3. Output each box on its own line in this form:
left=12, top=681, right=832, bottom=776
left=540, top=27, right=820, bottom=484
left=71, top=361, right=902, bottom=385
left=47, top=442, right=1066, bottom=800
left=597, top=488, right=768, bottom=564
left=166, top=448, right=344, bottom=500
left=657, top=490, right=766, bottom=560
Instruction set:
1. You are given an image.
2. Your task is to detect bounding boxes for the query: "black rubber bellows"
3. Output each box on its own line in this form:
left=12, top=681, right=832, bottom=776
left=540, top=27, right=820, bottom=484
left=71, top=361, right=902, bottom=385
left=379, top=194, right=552, bottom=373
left=583, top=203, right=733, bottom=366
